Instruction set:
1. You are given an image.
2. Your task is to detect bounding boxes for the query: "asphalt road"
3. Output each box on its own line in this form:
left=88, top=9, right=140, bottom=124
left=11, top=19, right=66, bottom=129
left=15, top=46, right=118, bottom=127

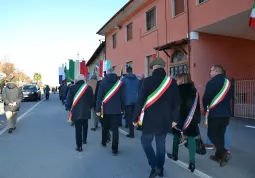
left=0, top=94, right=254, bottom=178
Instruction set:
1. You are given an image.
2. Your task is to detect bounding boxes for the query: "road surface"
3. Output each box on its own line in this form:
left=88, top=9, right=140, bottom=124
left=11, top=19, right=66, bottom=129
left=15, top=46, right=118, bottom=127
left=0, top=94, right=254, bottom=178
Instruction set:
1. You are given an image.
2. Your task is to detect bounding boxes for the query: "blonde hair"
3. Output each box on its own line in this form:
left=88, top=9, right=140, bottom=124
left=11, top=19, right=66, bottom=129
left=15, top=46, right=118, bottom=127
left=175, top=73, right=193, bottom=84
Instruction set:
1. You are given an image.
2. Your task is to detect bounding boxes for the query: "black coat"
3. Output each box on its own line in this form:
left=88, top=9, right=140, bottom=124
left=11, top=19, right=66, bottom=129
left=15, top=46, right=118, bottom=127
left=94, top=80, right=101, bottom=108
left=66, top=80, right=93, bottom=120
left=173, top=83, right=201, bottom=137
left=95, top=74, right=124, bottom=115
left=133, top=68, right=180, bottom=135
left=203, top=74, right=232, bottom=118
left=2, top=83, right=23, bottom=112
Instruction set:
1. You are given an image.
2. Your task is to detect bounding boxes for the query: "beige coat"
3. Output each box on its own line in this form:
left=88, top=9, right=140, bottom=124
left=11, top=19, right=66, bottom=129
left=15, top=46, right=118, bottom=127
left=87, top=79, right=97, bottom=94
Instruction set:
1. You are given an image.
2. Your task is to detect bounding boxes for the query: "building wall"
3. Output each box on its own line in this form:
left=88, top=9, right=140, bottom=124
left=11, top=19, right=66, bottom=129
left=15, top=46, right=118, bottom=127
left=191, top=33, right=255, bottom=96
left=87, top=50, right=105, bottom=79
left=105, top=0, right=253, bottom=76
left=189, top=0, right=253, bottom=30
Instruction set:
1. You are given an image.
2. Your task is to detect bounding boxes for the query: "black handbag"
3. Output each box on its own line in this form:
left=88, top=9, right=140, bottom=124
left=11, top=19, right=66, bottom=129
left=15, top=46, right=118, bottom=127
left=184, top=124, right=206, bottom=155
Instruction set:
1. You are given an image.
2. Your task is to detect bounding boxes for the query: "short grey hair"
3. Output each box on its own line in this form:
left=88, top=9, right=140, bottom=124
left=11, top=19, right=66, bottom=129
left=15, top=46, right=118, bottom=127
left=106, top=68, right=115, bottom=74
left=153, top=65, right=164, bottom=69
left=76, top=74, right=85, bottom=81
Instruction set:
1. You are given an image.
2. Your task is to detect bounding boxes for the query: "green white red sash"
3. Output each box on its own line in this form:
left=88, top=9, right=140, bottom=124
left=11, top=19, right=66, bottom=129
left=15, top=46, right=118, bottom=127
left=204, top=78, right=231, bottom=126
left=183, top=92, right=199, bottom=130
left=68, top=83, right=89, bottom=122
left=101, top=80, right=122, bottom=118
left=138, top=76, right=172, bottom=126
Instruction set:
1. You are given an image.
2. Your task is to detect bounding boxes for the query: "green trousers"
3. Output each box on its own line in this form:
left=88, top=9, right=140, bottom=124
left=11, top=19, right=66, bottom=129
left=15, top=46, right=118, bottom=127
left=172, top=134, right=196, bottom=163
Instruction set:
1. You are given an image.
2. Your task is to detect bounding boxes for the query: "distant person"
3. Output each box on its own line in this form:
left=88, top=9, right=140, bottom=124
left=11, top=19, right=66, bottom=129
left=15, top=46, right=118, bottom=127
left=66, top=74, right=93, bottom=152
left=44, top=85, right=50, bottom=100
left=96, top=68, right=124, bottom=156
left=2, top=77, right=23, bottom=134
left=87, top=75, right=99, bottom=131
left=121, top=66, right=139, bottom=138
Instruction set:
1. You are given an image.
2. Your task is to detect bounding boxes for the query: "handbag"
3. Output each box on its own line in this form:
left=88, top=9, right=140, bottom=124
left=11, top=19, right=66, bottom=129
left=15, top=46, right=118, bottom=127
left=184, top=124, right=206, bottom=155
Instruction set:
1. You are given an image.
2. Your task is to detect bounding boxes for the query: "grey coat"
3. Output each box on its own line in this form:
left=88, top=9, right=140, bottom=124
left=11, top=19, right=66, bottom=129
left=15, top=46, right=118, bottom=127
left=2, top=83, right=23, bottom=112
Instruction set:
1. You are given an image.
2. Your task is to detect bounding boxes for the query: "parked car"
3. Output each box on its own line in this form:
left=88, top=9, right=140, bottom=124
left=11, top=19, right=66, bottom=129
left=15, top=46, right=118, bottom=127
left=22, top=84, right=41, bottom=101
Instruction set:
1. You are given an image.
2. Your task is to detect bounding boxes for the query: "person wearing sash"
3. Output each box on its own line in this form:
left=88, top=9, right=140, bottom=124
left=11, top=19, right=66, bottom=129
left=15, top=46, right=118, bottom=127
left=167, top=73, right=201, bottom=173
left=66, top=74, right=93, bottom=152
left=133, top=58, right=180, bottom=178
left=203, top=65, right=232, bottom=167
left=96, top=68, right=124, bottom=156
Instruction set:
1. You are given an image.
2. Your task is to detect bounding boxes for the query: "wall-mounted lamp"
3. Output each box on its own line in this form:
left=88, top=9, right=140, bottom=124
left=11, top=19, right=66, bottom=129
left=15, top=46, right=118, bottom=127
left=114, top=25, right=122, bottom=29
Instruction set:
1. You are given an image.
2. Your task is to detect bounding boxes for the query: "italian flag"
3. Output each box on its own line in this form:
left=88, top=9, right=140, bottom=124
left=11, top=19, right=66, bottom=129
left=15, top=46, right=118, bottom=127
left=249, top=2, right=255, bottom=29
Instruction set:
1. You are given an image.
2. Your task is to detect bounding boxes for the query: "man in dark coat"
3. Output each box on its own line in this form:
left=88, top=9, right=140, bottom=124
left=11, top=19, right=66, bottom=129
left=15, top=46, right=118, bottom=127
left=66, top=74, right=93, bottom=152
left=96, top=68, right=124, bottom=156
left=203, top=65, right=232, bottom=166
left=121, top=66, right=139, bottom=138
left=133, top=58, right=180, bottom=178
left=2, top=78, right=23, bottom=133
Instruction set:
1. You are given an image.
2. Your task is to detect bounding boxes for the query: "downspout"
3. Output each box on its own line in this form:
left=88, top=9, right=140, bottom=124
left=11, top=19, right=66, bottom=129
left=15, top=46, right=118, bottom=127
left=186, top=0, right=191, bottom=73
left=165, top=0, right=168, bottom=74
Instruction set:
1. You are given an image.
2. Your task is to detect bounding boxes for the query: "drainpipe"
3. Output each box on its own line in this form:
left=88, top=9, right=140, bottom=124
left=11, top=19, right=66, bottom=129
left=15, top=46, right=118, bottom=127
left=186, top=0, right=191, bottom=73
left=165, top=0, right=169, bottom=74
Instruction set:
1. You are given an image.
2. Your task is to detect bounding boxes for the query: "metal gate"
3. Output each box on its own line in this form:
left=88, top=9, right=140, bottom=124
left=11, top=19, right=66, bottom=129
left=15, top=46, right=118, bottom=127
left=234, top=78, right=255, bottom=119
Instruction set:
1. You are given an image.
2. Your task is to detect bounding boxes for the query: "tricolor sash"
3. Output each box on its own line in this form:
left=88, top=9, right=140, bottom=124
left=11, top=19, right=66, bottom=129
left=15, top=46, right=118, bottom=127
left=138, top=76, right=172, bottom=126
left=204, top=78, right=231, bottom=126
left=182, top=92, right=199, bottom=130
left=68, top=83, right=89, bottom=122
left=101, top=80, right=122, bottom=118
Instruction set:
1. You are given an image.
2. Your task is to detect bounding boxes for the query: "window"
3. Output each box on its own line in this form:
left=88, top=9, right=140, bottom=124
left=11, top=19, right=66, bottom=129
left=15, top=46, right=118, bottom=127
left=197, top=0, right=207, bottom=5
left=126, top=23, right=133, bottom=41
left=146, top=7, right=156, bottom=31
left=172, top=0, right=185, bottom=17
left=112, top=34, right=117, bottom=49
left=126, top=61, right=133, bottom=68
left=146, top=55, right=154, bottom=77
left=169, top=50, right=187, bottom=76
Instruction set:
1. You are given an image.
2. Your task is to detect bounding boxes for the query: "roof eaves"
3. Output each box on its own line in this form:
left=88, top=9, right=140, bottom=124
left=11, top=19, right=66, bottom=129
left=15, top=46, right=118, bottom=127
left=86, top=42, right=105, bottom=66
left=96, top=0, right=134, bottom=35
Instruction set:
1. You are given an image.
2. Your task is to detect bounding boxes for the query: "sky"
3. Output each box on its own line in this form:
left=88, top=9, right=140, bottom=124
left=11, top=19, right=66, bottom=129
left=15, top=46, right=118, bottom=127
left=0, top=0, right=128, bottom=86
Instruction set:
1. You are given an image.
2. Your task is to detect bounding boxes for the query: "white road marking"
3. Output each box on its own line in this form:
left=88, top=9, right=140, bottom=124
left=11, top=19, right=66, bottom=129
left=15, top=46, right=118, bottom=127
left=245, top=125, right=255, bottom=129
left=119, top=128, right=213, bottom=178
left=0, top=99, right=45, bottom=136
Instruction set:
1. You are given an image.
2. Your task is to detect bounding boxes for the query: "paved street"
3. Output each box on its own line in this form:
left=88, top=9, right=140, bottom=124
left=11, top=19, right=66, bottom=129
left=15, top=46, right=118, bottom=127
left=0, top=94, right=254, bottom=178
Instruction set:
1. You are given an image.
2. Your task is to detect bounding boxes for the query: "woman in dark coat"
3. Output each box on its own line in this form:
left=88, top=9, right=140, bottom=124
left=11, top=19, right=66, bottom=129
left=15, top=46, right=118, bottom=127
left=167, top=73, right=201, bottom=172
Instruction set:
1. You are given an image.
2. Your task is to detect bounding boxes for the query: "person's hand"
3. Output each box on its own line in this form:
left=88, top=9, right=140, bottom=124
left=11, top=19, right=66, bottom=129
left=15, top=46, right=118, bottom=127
left=96, top=112, right=101, bottom=117
left=172, top=122, right=177, bottom=128
left=12, top=102, right=16, bottom=106
left=133, top=122, right=138, bottom=127
left=8, top=103, right=13, bottom=106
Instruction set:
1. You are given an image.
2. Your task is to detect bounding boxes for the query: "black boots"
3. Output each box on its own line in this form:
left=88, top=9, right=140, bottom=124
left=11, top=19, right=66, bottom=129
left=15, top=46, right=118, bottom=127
left=188, top=163, right=195, bottom=172
left=167, top=153, right=178, bottom=161
left=75, top=147, right=83, bottom=152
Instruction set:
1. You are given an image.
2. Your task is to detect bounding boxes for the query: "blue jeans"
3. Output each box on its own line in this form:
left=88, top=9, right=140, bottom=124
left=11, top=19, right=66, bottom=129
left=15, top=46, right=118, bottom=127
left=206, top=125, right=230, bottom=150
left=141, top=134, right=167, bottom=169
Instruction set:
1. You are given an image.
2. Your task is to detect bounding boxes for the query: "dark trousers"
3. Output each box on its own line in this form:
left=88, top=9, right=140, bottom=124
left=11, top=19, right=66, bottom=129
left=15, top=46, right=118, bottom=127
left=74, top=119, right=88, bottom=148
left=125, top=105, right=135, bottom=136
left=208, top=117, right=229, bottom=159
left=102, top=114, right=120, bottom=151
left=141, top=133, right=167, bottom=169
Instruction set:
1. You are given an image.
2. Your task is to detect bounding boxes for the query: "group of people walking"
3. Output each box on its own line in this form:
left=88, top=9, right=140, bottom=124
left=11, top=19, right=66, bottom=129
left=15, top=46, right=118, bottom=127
left=64, top=57, right=232, bottom=178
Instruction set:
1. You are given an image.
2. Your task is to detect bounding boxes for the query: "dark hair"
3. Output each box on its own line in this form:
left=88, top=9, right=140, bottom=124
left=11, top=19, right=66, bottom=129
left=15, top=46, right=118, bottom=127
left=71, top=81, right=74, bottom=84
left=175, top=73, right=193, bottom=84
left=123, top=74, right=126, bottom=77
left=126, top=67, right=132, bottom=73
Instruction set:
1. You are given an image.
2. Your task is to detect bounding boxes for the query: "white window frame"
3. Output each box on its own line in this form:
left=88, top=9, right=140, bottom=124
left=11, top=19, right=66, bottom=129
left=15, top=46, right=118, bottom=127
left=145, top=6, right=157, bottom=32
left=196, top=0, right=208, bottom=5
left=172, top=0, right=186, bottom=18
left=126, top=22, right=133, bottom=42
